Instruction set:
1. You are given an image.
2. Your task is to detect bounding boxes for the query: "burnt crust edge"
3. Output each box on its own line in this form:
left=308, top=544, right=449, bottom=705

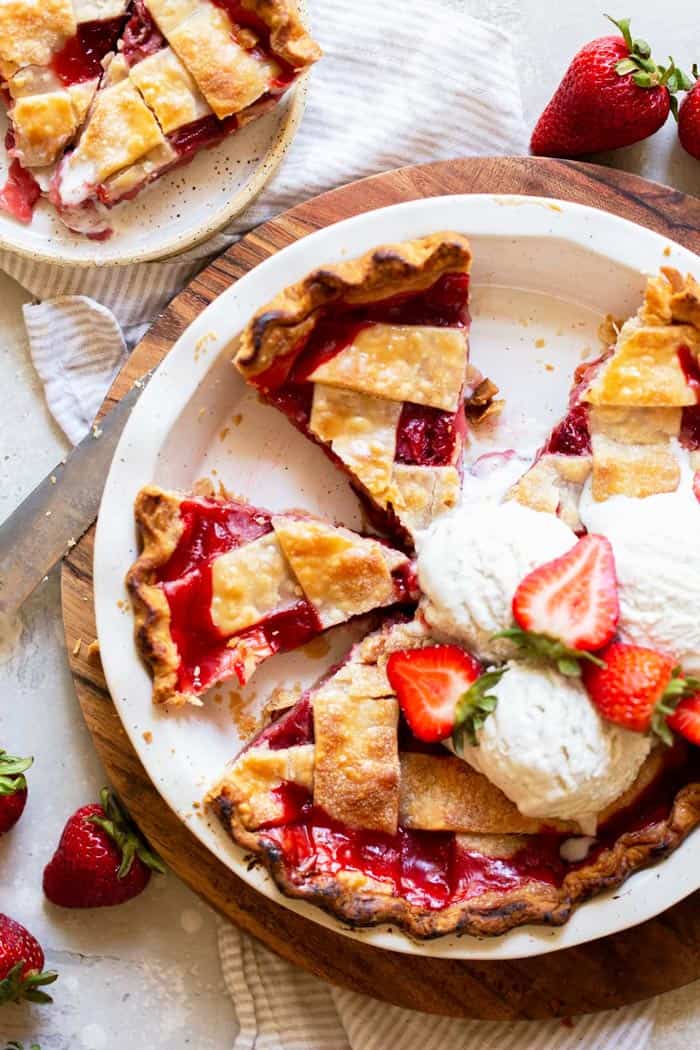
left=208, top=781, right=700, bottom=940
left=126, top=486, right=188, bottom=707
left=234, top=232, right=473, bottom=380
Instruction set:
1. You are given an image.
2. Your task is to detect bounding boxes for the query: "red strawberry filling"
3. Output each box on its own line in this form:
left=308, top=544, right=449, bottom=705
left=156, top=498, right=320, bottom=694
left=242, top=684, right=699, bottom=912
left=252, top=274, right=471, bottom=538
left=542, top=352, right=611, bottom=459
left=155, top=497, right=415, bottom=696
left=0, top=158, right=41, bottom=223
left=51, top=17, right=126, bottom=85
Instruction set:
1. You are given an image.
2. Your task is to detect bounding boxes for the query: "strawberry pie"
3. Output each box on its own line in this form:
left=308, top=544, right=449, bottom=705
left=127, top=483, right=416, bottom=706
left=200, top=255, right=700, bottom=939
left=0, top=0, right=320, bottom=235
left=234, top=232, right=494, bottom=543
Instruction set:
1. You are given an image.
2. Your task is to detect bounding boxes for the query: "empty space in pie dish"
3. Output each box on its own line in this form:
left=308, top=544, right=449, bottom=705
left=92, top=194, right=700, bottom=959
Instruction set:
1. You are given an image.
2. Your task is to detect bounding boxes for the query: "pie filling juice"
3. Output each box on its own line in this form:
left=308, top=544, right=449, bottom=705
left=244, top=686, right=697, bottom=912
left=156, top=498, right=322, bottom=694
left=156, top=498, right=414, bottom=694
left=257, top=274, right=471, bottom=471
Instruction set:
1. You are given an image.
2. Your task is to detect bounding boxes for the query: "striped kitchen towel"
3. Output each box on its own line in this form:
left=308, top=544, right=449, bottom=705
left=5, top=0, right=528, bottom=442
left=218, top=922, right=657, bottom=1050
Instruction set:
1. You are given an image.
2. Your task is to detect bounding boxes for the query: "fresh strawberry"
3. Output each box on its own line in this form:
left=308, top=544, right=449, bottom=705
left=531, top=16, right=690, bottom=158
left=0, top=914, right=57, bottom=1006
left=0, top=750, right=33, bottom=835
left=583, top=642, right=700, bottom=743
left=679, top=66, right=700, bottom=159
left=667, top=692, right=700, bottom=746
left=386, top=645, right=483, bottom=742
left=43, top=788, right=165, bottom=908
left=500, top=534, right=618, bottom=675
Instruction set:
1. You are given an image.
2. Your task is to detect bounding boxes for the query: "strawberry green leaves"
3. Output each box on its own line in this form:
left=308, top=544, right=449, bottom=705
left=0, top=751, right=32, bottom=796
left=87, top=788, right=165, bottom=879
left=494, top=626, right=605, bottom=678
left=452, top=669, right=506, bottom=752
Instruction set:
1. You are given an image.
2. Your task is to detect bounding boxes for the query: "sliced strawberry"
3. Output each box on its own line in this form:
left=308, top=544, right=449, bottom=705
left=386, top=645, right=482, bottom=742
left=583, top=642, right=700, bottom=743
left=667, top=692, right=700, bottom=746
left=512, top=534, right=619, bottom=652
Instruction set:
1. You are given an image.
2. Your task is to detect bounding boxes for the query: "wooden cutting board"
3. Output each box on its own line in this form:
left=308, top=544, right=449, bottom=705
left=61, top=156, right=700, bottom=1020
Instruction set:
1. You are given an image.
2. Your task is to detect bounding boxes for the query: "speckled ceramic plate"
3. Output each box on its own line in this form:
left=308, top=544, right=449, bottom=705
left=0, top=77, right=307, bottom=267
left=93, top=194, right=700, bottom=959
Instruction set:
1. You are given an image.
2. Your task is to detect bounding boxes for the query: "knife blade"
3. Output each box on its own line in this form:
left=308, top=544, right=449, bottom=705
left=0, top=372, right=153, bottom=617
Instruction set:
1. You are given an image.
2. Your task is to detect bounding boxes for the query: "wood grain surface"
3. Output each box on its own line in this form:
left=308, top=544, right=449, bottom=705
left=62, top=156, right=700, bottom=1019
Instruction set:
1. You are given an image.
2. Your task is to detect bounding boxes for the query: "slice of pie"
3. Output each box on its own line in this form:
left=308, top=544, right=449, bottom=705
left=0, top=0, right=320, bottom=233
left=208, top=614, right=699, bottom=939
left=509, top=267, right=700, bottom=528
left=127, top=484, right=417, bottom=706
left=233, top=233, right=493, bottom=543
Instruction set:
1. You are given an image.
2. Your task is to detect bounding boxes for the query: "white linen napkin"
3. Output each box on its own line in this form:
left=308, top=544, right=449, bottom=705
left=2, top=0, right=528, bottom=440
left=218, top=922, right=657, bottom=1050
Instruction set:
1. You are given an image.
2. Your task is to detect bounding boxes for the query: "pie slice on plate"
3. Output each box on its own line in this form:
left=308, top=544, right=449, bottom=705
left=127, top=484, right=417, bottom=706
left=233, top=233, right=494, bottom=543
left=0, top=0, right=320, bottom=234
left=208, top=614, right=699, bottom=939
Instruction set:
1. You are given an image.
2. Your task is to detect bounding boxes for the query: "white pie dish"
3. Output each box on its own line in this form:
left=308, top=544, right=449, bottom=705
left=0, top=79, right=305, bottom=267
left=93, top=192, right=700, bottom=959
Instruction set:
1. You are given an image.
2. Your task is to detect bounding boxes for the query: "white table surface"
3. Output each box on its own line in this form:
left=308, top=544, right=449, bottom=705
left=1, top=2, right=699, bottom=1047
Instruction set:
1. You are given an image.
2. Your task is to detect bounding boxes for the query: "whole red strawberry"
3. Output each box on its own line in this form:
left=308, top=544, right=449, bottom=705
left=43, top=788, right=165, bottom=908
left=583, top=642, right=700, bottom=743
left=531, top=16, right=690, bottom=157
left=667, top=692, right=700, bottom=746
left=0, top=750, right=33, bottom=835
left=679, top=66, right=700, bottom=159
left=0, top=914, right=57, bottom=1006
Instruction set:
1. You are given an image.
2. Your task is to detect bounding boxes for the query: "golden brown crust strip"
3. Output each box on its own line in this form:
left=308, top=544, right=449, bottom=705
left=210, top=781, right=700, bottom=940
left=234, top=232, right=472, bottom=381
left=243, top=0, right=322, bottom=69
left=126, top=486, right=186, bottom=707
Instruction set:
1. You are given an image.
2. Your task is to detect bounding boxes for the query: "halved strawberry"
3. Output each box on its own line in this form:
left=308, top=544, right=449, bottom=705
left=583, top=642, right=700, bottom=744
left=386, top=645, right=482, bottom=742
left=667, top=692, right=700, bottom=746
left=501, top=534, right=619, bottom=674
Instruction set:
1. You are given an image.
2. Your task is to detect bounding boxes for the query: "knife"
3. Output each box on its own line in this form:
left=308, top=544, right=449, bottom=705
left=0, top=372, right=153, bottom=618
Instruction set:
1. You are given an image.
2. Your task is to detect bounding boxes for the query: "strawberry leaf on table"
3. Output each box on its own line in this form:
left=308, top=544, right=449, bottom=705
left=0, top=750, right=32, bottom=796
left=494, top=626, right=606, bottom=678
left=0, top=913, right=57, bottom=1007
left=452, top=669, right=506, bottom=752
left=87, top=787, right=165, bottom=879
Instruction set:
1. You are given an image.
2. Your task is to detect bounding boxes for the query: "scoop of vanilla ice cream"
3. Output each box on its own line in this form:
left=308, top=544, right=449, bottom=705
left=417, top=502, right=577, bottom=663
left=457, top=662, right=651, bottom=834
left=579, top=462, right=700, bottom=676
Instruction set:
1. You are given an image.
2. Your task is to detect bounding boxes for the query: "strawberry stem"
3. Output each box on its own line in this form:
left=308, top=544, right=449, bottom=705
left=605, top=14, right=691, bottom=102
left=86, top=788, right=165, bottom=879
left=0, top=750, right=33, bottom=796
left=493, top=626, right=606, bottom=677
left=0, top=962, right=58, bottom=1006
left=452, top=668, right=506, bottom=752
